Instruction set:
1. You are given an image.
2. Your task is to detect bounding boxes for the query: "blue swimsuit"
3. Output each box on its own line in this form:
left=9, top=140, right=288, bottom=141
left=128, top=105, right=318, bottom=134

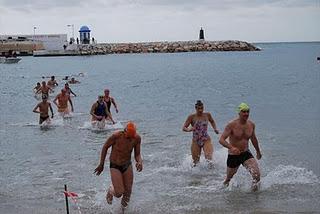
left=94, top=102, right=107, bottom=120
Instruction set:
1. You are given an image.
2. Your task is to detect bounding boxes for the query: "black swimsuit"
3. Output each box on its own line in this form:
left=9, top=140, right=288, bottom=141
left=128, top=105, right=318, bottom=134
left=39, top=115, right=49, bottom=124
left=105, top=98, right=112, bottom=113
left=110, top=161, right=132, bottom=174
left=227, top=150, right=254, bottom=168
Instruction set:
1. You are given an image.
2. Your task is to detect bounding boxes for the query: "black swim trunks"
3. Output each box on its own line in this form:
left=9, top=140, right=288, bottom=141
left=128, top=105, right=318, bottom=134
left=110, top=161, right=132, bottom=174
left=227, top=150, right=254, bottom=168
left=39, top=116, right=49, bottom=124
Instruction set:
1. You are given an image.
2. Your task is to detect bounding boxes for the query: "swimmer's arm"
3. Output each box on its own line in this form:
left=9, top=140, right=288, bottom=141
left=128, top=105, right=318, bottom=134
left=48, top=86, right=54, bottom=93
left=68, top=96, right=74, bottom=112
left=106, top=109, right=115, bottom=124
left=90, top=103, right=97, bottom=117
left=36, top=87, right=41, bottom=94
left=208, top=113, right=219, bottom=134
left=111, top=97, right=118, bottom=113
left=49, top=103, right=54, bottom=118
left=70, top=89, right=76, bottom=96
left=33, top=104, right=40, bottom=113
left=219, top=124, right=232, bottom=149
left=182, top=115, right=193, bottom=132
left=250, top=124, right=262, bottom=159
left=219, top=123, right=240, bottom=154
left=53, top=96, right=58, bottom=107
left=134, top=136, right=143, bottom=172
left=94, top=134, right=116, bottom=175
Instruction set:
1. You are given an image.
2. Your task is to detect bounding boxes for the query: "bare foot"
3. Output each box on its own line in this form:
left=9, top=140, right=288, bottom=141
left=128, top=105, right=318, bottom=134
left=191, top=161, right=198, bottom=168
left=251, top=182, right=260, bottom=192
left=106, top=186, right=114, bottom=204
left=206, top=160, right=214, bottom=169
left=223, top=180, right=229, bottom=187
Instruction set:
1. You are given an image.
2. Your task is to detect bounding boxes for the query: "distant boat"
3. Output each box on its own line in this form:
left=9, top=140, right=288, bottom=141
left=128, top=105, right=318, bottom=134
left=0, top=57, right=22, bottom=64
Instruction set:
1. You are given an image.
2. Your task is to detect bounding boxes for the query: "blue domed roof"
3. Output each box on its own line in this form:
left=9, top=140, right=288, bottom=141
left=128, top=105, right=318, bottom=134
left=79, top=26, right=91, bottom=32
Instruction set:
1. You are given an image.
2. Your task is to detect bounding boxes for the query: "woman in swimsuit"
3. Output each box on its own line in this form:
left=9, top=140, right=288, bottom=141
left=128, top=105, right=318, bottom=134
left=183, top=100, right=219, bottom=166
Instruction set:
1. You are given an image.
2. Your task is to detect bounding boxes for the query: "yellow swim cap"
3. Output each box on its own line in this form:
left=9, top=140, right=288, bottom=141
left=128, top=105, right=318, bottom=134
left=237, top=103, right=250, bottom=113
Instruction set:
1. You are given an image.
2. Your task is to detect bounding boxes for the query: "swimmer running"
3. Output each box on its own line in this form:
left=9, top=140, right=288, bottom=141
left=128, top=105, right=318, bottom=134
left=53, top=89, right=74, bottom=117
left=90, top=95, right=115, bottom=128
left=183, top=100, right=219, bottom=167
left=94, top=122, right=143, bottom=209
left=36, top=81, right=53, bottom=97
left=219, top=103, right=262, bottom=191
left=33, top=94, right=54, bottom=124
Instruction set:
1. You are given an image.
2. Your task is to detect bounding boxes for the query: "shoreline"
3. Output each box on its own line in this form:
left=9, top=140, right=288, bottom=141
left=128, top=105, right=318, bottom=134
left=33, top=40, right=260, bottom=57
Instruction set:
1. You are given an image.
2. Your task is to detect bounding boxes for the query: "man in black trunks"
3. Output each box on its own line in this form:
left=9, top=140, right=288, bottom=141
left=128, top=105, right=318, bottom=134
left=33, top=95, right=54, bottom=124
left=219, top=103, right=262, bottom=191
left=94, top=122, right=143, bottom=209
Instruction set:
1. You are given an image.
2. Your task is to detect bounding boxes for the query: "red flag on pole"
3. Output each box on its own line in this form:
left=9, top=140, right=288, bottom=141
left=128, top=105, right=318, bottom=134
left=64, top=191, right=78, bottom=197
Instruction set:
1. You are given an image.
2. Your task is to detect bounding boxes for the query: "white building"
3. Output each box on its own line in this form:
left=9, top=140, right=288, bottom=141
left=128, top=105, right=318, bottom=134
left=0, top=34, right=68, bottom=51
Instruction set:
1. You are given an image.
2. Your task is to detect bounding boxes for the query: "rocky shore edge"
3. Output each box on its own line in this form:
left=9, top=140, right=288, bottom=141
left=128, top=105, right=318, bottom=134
left=33, top=40, right=260, bottom=57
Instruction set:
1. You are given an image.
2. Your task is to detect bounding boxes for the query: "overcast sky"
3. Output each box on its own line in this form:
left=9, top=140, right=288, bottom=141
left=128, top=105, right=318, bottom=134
left=0, top=0, right=319, bottom=43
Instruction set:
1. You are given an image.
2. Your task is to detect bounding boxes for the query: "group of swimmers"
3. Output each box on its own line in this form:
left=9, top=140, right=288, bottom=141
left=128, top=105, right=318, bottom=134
left=32, top=75, right=81, bottom=124
left=93, top=100, right=262, bottom=211
left=32, top=75, right=120, bottom=128
left=183, top=101, right=262, bottom=189
left=32, top=76, right=262, bottom=211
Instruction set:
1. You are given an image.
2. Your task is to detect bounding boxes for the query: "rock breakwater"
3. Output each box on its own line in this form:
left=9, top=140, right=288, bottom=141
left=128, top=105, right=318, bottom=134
left=76, top=40, right=259, bottom=55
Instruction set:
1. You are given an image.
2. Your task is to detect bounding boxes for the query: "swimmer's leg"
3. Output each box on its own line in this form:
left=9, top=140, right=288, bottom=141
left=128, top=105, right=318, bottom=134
left=109, top=168, right=124, bottom=204
left=224, top=166, right=239, bottom=187
left=243, top=158, right=261, bottom=191
left=121, top=165, right=133, bottom=208
left=106, top=185, right=114, bottom=205
left=203, top=139, right=214, bottom=168
left=191, top=141, right=201, bottom=166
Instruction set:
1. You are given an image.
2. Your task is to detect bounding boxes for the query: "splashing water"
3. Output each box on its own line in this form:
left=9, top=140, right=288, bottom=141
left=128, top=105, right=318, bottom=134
left=79, top=121, right=124, bottom=131
left=262, top=165, right=319, bottom=189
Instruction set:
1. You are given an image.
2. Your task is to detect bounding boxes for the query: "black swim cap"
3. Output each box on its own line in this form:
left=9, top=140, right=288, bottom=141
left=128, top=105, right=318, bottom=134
left=195, top=100, right=203, bottom=107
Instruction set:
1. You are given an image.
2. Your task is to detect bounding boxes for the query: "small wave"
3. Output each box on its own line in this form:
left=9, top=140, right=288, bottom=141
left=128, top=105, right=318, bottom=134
left=148, top=155, right=219, bottom=177
left=224, top=164, right=319, bottom=192
left=262, top=165, right=319, bottom=188
left=39, top=119, right=63, bottom=129
left=10, top=117, right=64, bottom=128
left=79, top=121, right=124, bottom=131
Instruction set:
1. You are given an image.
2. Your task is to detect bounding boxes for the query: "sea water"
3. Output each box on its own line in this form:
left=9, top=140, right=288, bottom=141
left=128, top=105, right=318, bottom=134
left=0, top=42, right=319, bottom=213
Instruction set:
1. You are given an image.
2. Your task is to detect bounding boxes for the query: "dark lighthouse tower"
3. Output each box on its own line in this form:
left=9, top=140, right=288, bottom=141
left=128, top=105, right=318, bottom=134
left=199, top=27, right=205, bottom=41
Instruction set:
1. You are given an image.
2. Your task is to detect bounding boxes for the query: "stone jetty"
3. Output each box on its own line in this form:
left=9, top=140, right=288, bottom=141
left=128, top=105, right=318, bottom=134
left=33, top=40, right=260, bottom=57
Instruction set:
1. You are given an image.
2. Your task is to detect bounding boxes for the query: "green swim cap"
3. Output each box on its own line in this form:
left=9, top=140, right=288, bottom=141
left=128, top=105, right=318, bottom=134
left=237, top=103, right=250, bottom=113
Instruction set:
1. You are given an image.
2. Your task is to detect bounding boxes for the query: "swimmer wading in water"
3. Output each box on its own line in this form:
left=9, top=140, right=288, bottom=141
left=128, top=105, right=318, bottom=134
left=94, top=122, right=143, bottom=208
left=219, top=103, right=262, bottom=191
left=183, top=100, right=219, bottom=167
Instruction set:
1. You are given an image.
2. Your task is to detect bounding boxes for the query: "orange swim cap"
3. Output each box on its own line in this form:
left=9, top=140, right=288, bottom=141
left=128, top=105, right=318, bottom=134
left=125, top=122, right=136, bottom=138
